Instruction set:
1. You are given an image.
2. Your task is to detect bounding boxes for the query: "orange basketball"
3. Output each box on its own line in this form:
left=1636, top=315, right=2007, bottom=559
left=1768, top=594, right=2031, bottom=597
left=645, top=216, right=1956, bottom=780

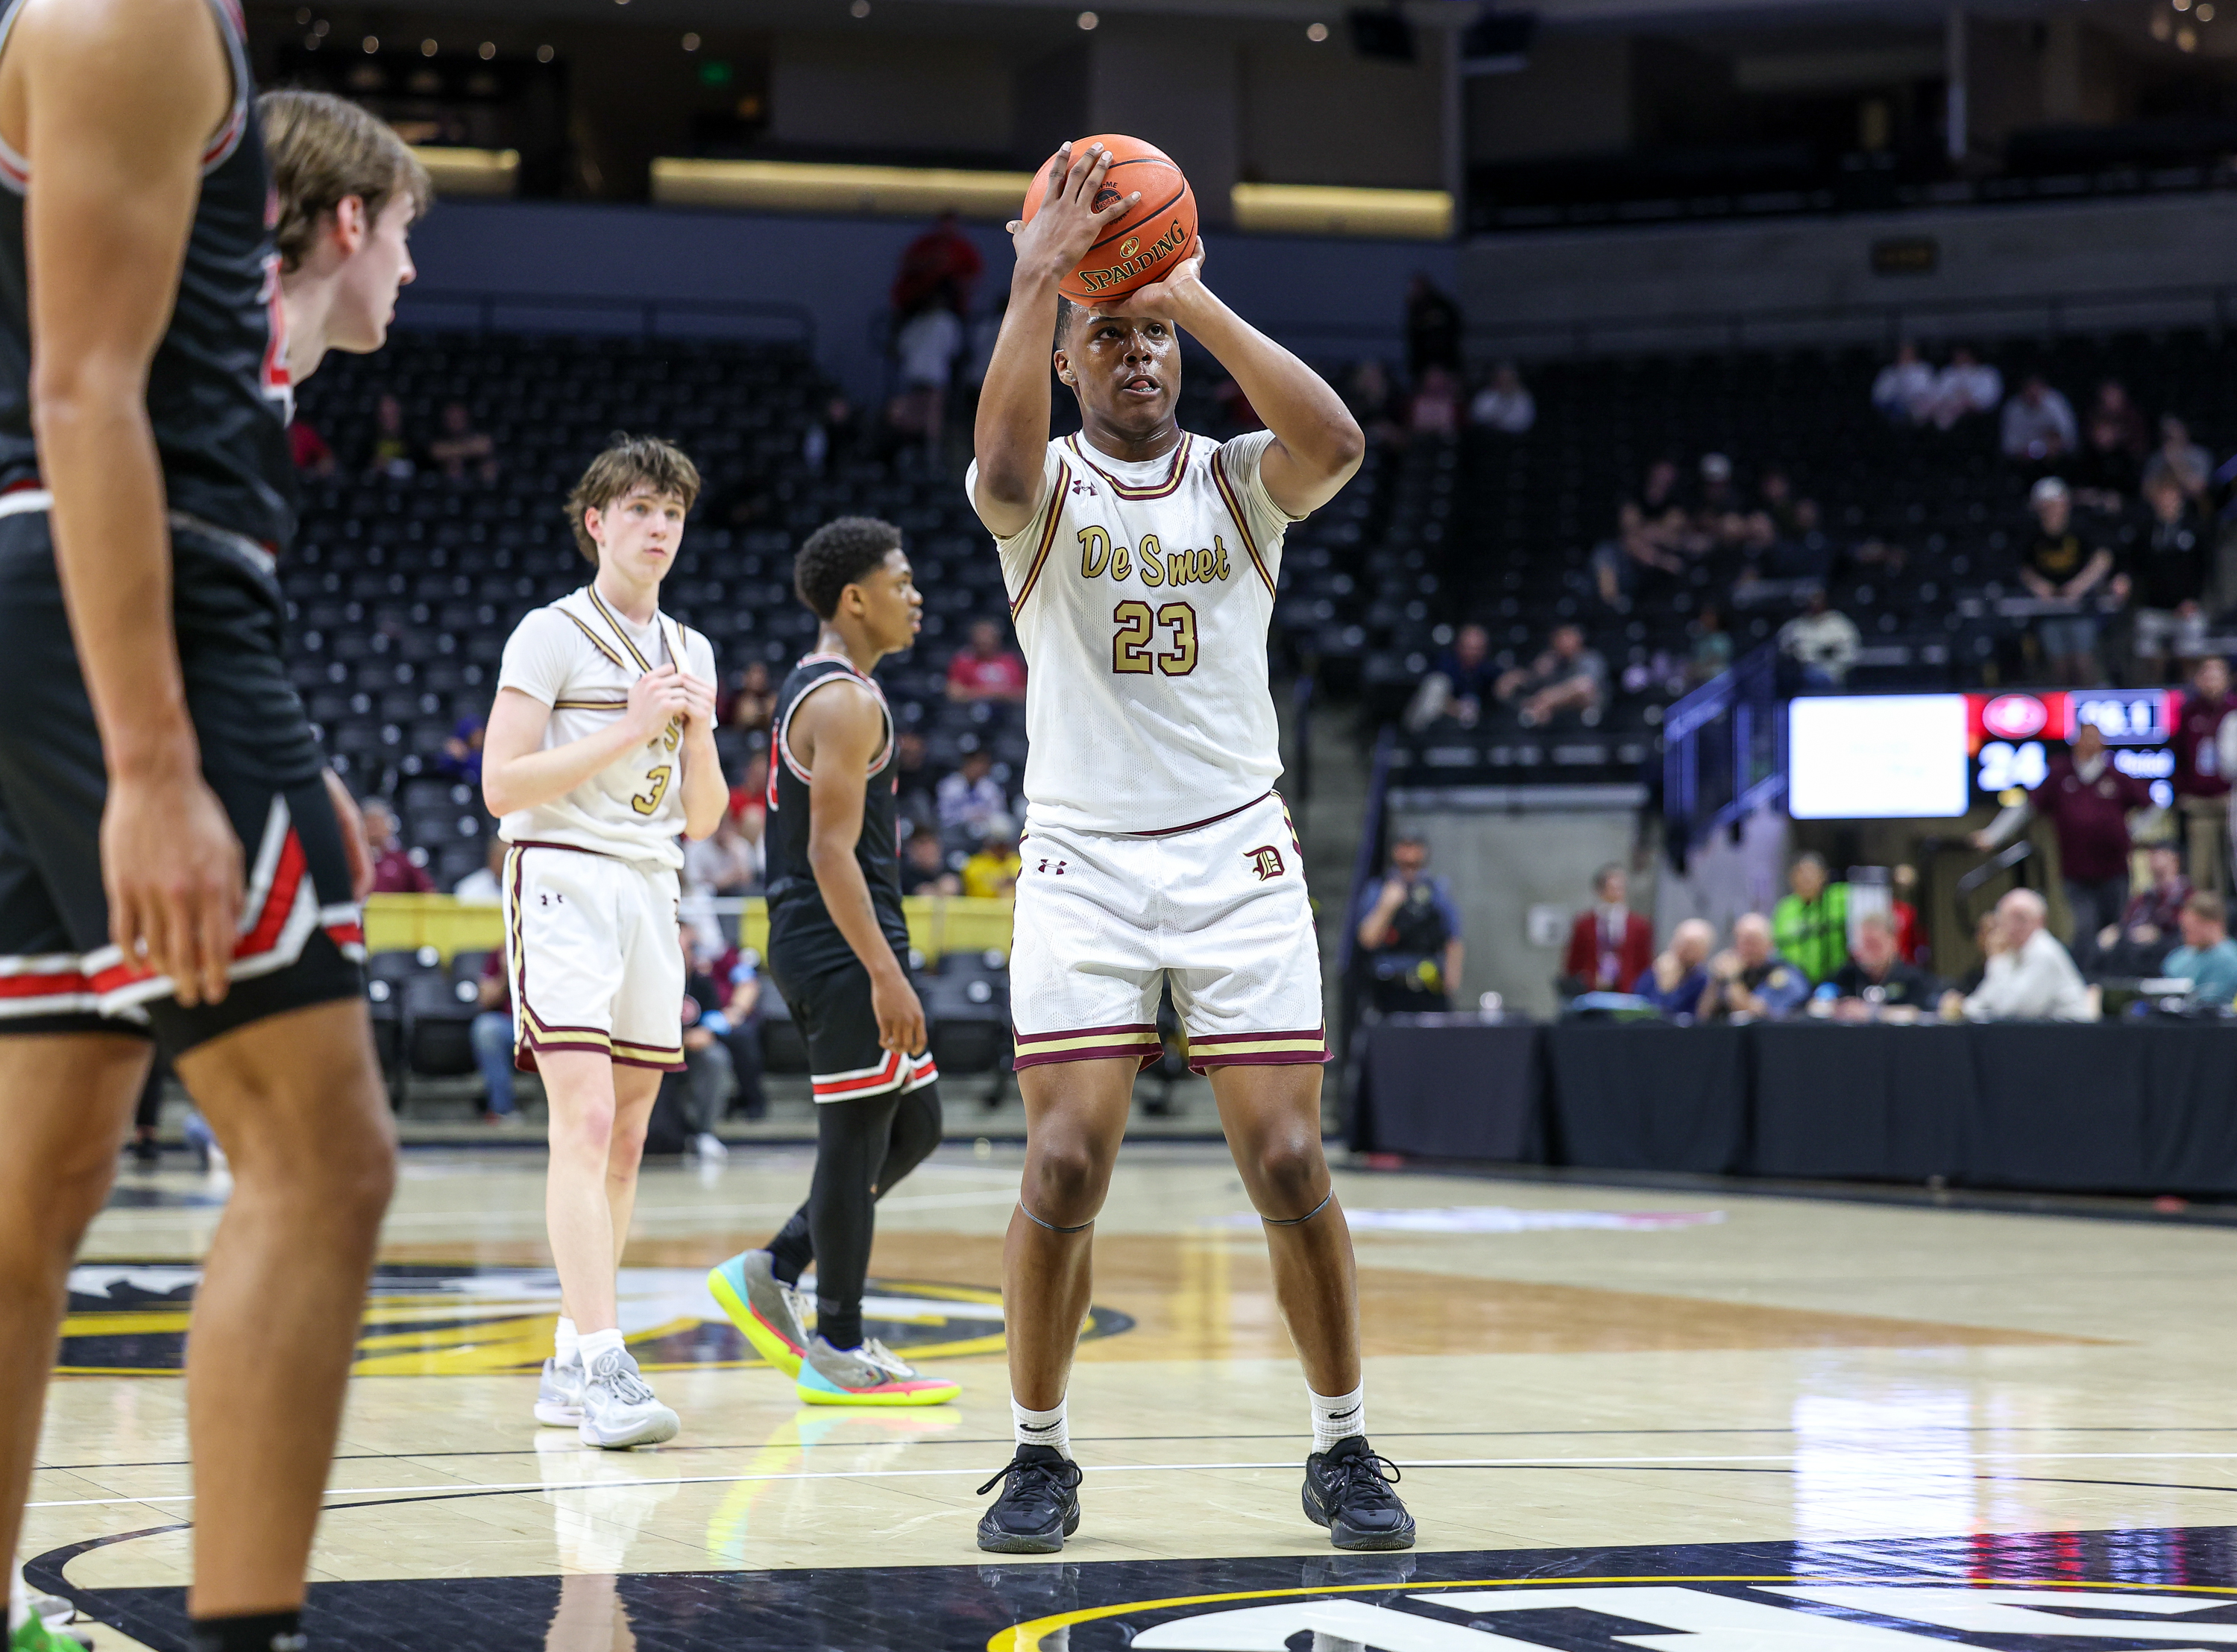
left=1020, top=134, right=1198, bottom=304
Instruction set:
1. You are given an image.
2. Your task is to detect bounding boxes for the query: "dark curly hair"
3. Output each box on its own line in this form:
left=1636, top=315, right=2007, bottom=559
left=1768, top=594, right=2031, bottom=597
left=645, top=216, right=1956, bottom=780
left=793, top=516, right=904, bottom=620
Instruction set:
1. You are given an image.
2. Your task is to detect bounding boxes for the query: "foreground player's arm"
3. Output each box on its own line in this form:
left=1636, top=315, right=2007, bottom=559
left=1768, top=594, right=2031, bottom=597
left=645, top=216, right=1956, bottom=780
left=1101, top=256, right=1365, bottom=518
left=972, top=142, right=1136, bottom=538
left=674, top=666, right=727, bottom=841
left=793, top=684, right=926, bottom=1056
left=482, top=668, right=690, bottom=817
left=21, top=0, right=242, bottom=1005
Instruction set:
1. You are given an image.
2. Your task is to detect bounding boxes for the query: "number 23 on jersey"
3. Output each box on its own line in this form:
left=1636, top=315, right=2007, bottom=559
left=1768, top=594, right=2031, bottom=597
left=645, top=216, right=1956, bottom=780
left=1111, top=601, right=1198, bottom=676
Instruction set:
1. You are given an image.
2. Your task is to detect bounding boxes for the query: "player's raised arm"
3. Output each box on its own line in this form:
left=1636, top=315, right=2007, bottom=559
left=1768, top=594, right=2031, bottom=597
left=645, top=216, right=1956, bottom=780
left=794, top=683, right=926, bottom=1055
left=1100, top=253, right=1365, bottom=519
left=972, top=142, right=1137, bottom=538
left=20, top=0, right=243, bottom=1005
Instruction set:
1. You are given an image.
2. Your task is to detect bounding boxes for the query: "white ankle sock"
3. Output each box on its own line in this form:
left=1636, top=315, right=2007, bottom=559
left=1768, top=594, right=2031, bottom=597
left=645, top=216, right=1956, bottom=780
left=8, top=1564, right=29, bottom=1634
left=1310, top=1384, right=1365, bottom=1453
left=1011, top=1397, right=1069, bottom=1458
left=578, top=1327, right=624, bottom=1370
left=555, top=1317, right=580, bottom=1366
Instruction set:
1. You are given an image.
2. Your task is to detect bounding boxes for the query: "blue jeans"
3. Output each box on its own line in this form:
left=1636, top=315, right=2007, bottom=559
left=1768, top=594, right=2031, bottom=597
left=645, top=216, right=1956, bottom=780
left=471, top=1010, right=516, bottom=1116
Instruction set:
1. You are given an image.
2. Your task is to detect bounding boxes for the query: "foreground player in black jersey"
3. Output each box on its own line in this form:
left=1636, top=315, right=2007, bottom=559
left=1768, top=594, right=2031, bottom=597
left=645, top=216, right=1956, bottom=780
left=0, top=8, right=424, bottom=1645
left=708, top=518, right=960, bottom=1405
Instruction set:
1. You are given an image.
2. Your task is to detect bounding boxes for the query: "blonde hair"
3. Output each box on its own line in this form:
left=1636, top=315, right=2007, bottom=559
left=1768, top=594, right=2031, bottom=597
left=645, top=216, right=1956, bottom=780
left=257, top=90, right=432, bottom=271
left=564, top=435, right=702, bottom=564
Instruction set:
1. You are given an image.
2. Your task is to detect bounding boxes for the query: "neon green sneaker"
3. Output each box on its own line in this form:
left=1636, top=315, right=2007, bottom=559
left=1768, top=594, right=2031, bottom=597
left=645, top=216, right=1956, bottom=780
left=11, top=1612, right=91, bottom=1651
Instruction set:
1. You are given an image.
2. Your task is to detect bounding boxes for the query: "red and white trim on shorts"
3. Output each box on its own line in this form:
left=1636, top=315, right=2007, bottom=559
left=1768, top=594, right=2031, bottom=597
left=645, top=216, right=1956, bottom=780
left=0, top=795, right=362, bottom=1024
left=1182, top=1026, right=1330, bottom=1073
left=811, top=1048, right=939, bottom=1102
left=1012, top=1022, right=1165, bottom=1072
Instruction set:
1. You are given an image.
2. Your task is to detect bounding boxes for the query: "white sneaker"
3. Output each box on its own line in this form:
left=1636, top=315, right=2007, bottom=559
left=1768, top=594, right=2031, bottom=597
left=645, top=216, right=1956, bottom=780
left=692, top=1132, right=728, bottom=1162
left=577, top=1345, right=679, bottom=1450
left=534, top=1355, right=585, bottom=1426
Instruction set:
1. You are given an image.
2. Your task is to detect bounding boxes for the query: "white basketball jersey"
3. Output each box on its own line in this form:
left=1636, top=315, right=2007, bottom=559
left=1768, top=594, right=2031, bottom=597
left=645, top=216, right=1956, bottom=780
left=966, top=428, right=1302, bottom=836
left=494, top=584, right=717, bottom=869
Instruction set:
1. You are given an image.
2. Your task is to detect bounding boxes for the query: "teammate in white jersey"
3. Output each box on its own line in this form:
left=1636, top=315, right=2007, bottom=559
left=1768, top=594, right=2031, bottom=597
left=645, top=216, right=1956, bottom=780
left=965, top=141, right=1415, bottom=1553
left=482, top=435, right=726, bottom=1448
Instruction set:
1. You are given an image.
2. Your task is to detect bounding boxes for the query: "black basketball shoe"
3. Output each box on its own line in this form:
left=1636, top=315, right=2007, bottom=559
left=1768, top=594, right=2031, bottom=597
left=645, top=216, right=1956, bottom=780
left=975, top=1446, right=1083, bottom=1554
left=1302, top=1436, right=1416, bottom=1551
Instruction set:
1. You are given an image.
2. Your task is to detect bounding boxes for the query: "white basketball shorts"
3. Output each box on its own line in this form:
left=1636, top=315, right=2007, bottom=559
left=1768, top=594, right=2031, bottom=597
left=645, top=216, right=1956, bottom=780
left=1010, top=790, right=1328, bottom=1074
left=503, top=841, right=685, bottom=1073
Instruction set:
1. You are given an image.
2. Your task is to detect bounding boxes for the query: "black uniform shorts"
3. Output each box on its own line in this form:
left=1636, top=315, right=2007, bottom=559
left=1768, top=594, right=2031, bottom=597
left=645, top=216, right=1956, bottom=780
left=0, top=501, right=363, bottom=1056
left=768, top=925, right=937, bottom=1104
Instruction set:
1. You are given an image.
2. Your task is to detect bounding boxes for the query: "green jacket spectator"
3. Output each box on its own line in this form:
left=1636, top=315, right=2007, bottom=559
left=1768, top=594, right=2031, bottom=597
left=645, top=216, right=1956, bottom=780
left=1771, top=853, right=1849, bottom=983
left=2164, top=891, right=2237, bottom=1004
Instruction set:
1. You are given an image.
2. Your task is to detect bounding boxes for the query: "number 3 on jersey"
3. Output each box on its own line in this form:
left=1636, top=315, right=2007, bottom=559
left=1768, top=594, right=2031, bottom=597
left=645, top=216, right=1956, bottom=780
left=631, top=765, right=673, bottom=816
left=1112, top=600, right=1198, bottom=676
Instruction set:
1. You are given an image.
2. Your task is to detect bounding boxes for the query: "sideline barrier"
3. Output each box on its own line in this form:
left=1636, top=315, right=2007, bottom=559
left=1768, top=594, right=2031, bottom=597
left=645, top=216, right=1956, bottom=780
left=363, top=892, right=1014, bottom=965
left=1355, top=1016, right=2237, bottom=1196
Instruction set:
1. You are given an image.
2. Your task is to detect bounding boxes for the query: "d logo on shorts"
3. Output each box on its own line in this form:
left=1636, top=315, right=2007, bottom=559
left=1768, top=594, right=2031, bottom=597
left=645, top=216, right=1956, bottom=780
left=1245, top=845, right=1285, bottom=881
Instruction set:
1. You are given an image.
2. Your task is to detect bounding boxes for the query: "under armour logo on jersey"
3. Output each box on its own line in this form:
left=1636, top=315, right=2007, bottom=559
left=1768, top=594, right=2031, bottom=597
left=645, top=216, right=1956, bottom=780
left=1069, top=479, right=1098, bottom=497
left=1245, top=845, right=1286, bottom=880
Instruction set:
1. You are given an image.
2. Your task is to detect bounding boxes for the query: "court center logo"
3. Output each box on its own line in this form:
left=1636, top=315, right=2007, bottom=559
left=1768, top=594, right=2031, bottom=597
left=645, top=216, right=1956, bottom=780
left=995, top=1577, right=2237, bottom=1652
left=58, top=1261, right=1131, bottom=1376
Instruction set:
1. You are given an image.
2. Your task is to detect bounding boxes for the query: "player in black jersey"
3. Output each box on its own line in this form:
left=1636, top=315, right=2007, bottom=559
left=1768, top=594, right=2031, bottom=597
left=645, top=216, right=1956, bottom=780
left=0, top=10, right=426, bottom=1645
left=708, top=517, right=961, bottom=1406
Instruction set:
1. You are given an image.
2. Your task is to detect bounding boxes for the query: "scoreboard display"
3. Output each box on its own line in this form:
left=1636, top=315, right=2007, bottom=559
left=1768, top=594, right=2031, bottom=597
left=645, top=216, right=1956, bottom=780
left=1787, top=689, right=2180, bottom=821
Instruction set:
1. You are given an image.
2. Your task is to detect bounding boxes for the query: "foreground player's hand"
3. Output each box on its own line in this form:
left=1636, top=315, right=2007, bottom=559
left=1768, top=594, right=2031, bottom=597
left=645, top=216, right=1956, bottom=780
left=325, top=767, right=374, bottom=904
left=626, top=663, right=692, bottom=743
left=677, top=671, right=719, bottom=736
left=871, top=964, right=928, bottom=1056
left=1092, top=242, right=1206, bottom=324
left=1008, top=141, right=1139, bottom=283
left=104, top=763, right=244, bottom=1008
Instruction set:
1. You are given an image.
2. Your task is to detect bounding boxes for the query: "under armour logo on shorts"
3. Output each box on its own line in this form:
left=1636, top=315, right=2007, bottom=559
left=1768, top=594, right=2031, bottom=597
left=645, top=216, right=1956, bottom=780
left=1035, top=857, right=1069, bottom=876
left=1245, top=845, right=1286, bottom=880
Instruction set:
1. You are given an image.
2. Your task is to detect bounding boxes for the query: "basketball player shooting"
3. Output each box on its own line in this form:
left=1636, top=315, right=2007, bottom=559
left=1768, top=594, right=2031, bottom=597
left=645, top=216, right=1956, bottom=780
left=0, top=8, right=425, bottom=1646
left=966, top=140, right=1416, bottom=1553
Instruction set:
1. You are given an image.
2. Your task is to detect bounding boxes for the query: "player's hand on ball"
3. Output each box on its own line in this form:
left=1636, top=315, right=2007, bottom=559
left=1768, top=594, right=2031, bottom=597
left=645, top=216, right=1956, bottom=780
left=872, top=965, right=928, bottom=1056
left=104, top=764, right=245, bottom=1008
left=1092, top=241, right=1206, bottom=321
left=626, top=663, right=692, bottom=742
left=1010, top=141, right=1139, bottom=280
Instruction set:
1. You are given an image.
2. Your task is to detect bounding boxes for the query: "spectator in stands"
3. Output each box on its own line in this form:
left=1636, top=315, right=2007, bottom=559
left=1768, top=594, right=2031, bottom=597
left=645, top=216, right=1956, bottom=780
left=891, top=731, right=937, bottom=828
left=890, top=211, right=984, bottom=318
left=2162, top=890, right=2237, bottom=1004
left=2144, top=414, right=2214, bottom=502
left=685, top=807, right=758, bottom=901
left=962, top=817, right=1022, bottom=900
left=1356, top=833, right=1464, bottom=1012
left=1772, top=852, right=1848, bottom=985
left=1698, top=912, right=1810, bottom=1022
left=1688, top=605, right=1734, bottom=686
left=900, top=828, right=960, bottom=896
left=1403, top=622, right=1499, bottom=731
left=2001, top=375, right=2077, bottom=465
left=890, top=286, right=965, bottom=456
left=2130, top=472, right=2211, bottom=677
left=1561, top=864, right=1655, bottom=995
left=2099, top=841, right=2190, bottom=972
left=802, top=393, right=858, bottom=477
left=1928, top=345, right=2002, bottom=429
left=1344, top=359, right=1404, bottom=451
left=715, top=942, right=767, bottom=1120
left=676, top=927, right=735, bottom=1162
left=1694, top=453, right=1749, bottom=549
left=1871, top=342, right=1935, bottom=425
left=1404, top=274, right=1464, bottom=380
left=2020, top=478, right=2118, bottom=684
left=427, top=400, right=497, bottom=483
left=364, top=391, right=416, bottom=480
left=1469, top=362, right=1535, bottom=435
left=2076, top=379, right=2149, bottom=505
left=937, top=745, right=1007, bottom=833
left=362, top=800, right=432, bottom=894
left=435, top=713, right=484, bottom=786
left=723, top=660, right=776, bottom=734
left=946, top=617, right=1028, bottom=704
left=1752, top=470, right=1828, bottom=581
left=1778, top=588, right=1861, bottom=688
left=727, top=751, right=768, bottom=860
left=1972, top=721, right=2158, bottom=974
left=2174, top=655, right=2233, bottom=807
left=1494, top=624, right=1607, bottom=727
left=289, top=417, right=336, bottom=476
left=1957, top=887, right=2091, bottom=1021
left=470, top=950, right=517, bottom=1123
left=1952, top=908, right=2001, bottom=998
left=1591, top=502, right=1688, bottom=614
left=1406, top=366, right=1461, bottom=438
left=1826, top=911, right=1940, bottom=1018
left=452, top=835, right=506, bottom=905
left=1891, top=863, right=1922, bottom=961
left=1634, top=918, right=1714, bottom=1021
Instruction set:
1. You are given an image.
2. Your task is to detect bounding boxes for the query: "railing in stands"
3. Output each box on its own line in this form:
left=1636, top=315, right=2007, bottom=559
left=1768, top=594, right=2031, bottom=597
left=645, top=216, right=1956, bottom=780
left=1661, top=643, right=1785, bottom=854
left=393, top=287, right=818, bottom=350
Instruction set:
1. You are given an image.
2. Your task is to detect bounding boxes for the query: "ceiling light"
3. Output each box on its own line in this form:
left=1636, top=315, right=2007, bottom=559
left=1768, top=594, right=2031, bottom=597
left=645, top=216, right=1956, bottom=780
left=1077, top=9, right=1098, bottom=25
left=2180, top=22, right=2198, bottom=44
left=850, top=1, right=871, bottom=16
left=537, top=43, right=555, bottom=61
left=362, top=34, right=378, bottom=52
left=683, top=31, right=702, bottom=49
left=421, top=37, right=438, bottom=56
left=1307, top=20, right=1330, bottom=39
left=479, top=40, right=496, bottom=59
